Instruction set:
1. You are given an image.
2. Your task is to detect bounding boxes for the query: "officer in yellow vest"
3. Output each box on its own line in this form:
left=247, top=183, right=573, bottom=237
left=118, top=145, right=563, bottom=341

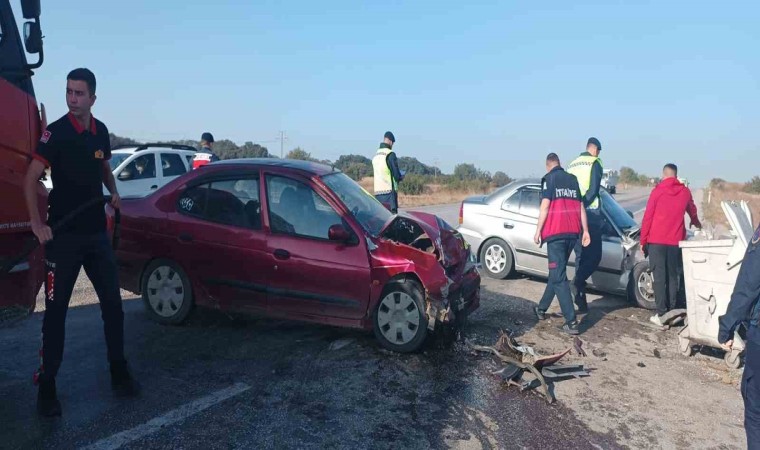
left=372, top=131, right=404, bottom=213
left=566, top=137, right=604, bottom=313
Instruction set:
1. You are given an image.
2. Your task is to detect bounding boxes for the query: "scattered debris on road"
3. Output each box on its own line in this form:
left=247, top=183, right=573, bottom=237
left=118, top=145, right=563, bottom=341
left=468, top=330, right=590, bottom=404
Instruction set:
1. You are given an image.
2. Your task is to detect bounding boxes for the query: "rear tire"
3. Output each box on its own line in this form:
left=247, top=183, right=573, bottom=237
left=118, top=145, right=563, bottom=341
left=373, top=279, right=428, bottom=353
left=141, top=259, right=193, bottom=325
left=479, top=238, right=514, bottom=279
left=629, top=260, right=656, bottom=310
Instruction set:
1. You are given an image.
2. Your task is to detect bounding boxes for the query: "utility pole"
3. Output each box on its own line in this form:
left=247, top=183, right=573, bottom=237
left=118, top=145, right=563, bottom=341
left=278, top=131, right=288, bottom=158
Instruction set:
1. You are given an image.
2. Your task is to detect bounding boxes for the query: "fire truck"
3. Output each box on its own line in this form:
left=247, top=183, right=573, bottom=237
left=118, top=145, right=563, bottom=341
left=0, top=0, right=46, bottom=315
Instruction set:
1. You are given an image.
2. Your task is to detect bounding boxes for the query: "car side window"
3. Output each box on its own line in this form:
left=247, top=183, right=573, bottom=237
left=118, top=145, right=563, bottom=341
left=161, top=153, right=187, bottom=177
left=119, top=154, right=157, bottom=181
left=501, top=190, right=521, bottom=213
left=519, top=188, right=541, bottom=218
left=266, top=175, right=343, bottom=240
left=177, top=178, right=262, bottom=230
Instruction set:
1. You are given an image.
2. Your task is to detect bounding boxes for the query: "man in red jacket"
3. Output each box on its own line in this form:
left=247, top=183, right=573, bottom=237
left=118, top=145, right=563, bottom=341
left=640, top=163, right=702, bottom=325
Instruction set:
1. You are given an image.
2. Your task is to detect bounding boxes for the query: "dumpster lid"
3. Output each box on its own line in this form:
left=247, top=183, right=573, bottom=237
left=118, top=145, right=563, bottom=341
left=722, top=200, right=754, bottom=268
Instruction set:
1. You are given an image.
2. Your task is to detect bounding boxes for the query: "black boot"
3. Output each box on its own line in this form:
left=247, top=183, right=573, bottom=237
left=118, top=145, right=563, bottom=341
left=110, top=360, right=141, bottom=397
left=37, top=376, right=62, bottom=417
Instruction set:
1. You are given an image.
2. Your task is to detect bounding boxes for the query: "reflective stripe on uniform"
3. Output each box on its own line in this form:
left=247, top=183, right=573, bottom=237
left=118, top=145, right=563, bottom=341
left=372, top=149, right=396, bottom=194
left=567, top=154, right=603, bottom=210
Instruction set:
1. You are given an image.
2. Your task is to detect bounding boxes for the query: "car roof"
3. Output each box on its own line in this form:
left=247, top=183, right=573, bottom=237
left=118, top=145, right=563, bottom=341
left=213, top=158, right=339, bottom=176
left=112, top=143, right=198, bottom=153
left=112, top=147, right=196, bottom=155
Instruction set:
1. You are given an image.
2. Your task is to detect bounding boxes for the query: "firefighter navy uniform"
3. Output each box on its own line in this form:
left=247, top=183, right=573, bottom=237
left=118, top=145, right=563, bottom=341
left=32, top=112, right=137, bottom=416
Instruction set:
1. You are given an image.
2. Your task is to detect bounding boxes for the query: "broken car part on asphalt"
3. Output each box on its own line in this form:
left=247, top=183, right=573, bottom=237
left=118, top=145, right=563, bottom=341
left=468, top=330, right=590, bottom=404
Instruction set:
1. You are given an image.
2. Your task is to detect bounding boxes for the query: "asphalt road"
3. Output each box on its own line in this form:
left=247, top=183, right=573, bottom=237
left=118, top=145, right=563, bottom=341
left=2, top=186, right=694, bottom=450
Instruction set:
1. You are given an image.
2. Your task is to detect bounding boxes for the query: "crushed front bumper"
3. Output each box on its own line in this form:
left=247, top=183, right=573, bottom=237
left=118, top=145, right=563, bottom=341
left=425, top=266, right=481, bottom=330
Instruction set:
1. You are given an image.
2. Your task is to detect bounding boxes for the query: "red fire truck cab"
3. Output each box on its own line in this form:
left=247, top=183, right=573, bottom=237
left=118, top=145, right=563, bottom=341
left=0, top=0, right=47, bottom=314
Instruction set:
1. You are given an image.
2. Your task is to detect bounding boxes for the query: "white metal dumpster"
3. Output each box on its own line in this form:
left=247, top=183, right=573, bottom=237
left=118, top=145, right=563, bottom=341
left=677, top=200, right=755, bottom=368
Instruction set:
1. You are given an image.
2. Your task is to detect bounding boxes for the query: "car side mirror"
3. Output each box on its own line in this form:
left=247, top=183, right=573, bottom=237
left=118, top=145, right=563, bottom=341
left=23, top=21, right=42, bottom=54
left=328, top=224, right=352, bottom=242
left=118, top=169, right=133, bottom=181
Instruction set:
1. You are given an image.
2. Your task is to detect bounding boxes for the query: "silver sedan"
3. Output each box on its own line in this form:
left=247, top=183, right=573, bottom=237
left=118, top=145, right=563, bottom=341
left=457, top=179, right=656, bottom=309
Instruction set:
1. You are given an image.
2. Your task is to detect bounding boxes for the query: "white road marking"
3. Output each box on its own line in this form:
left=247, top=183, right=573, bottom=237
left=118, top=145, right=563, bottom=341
left=633, top=207, right=646, bottom=217
left=80, top=382, right=251, bottom=450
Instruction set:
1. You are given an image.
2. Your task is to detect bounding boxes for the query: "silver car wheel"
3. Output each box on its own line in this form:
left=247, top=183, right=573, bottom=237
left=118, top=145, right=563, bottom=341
left=377, top=291, right=421, bottom=345
left=637, top=269, right=655, bottom=302
left=484, top=244, right=507, bottom=274
left=146, top=266, right=185, bottom=318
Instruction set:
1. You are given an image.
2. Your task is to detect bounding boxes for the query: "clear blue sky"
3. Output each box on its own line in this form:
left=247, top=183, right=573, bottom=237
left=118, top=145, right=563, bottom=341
left=17, top=0, right=760, bottom=186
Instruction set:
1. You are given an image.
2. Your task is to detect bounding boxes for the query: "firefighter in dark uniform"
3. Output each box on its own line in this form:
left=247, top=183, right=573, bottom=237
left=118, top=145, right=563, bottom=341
left=192, top=131, right=220, bottom=169
left=23, top=68, right=140, bottom=417
left=719, top=224, right=760, bottom=449
left=533, top=153, right=591, bottom=335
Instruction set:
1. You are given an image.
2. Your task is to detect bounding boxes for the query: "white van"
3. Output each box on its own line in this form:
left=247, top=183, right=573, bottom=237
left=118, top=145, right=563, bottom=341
left=42, top=143, right=198, bottom=197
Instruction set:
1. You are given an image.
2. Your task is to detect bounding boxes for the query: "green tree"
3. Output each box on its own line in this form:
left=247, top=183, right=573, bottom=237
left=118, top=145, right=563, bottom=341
left=492, top=171, right=512, bottom=187
left=109, top=133, right=141, bottom=148
left=398, top=157, right=435, bottom=176
left=286, top=147, right=316, bottom=161
left=453, top=163, right=480, bottom=180
left=619, top=166, right=640, bottom=184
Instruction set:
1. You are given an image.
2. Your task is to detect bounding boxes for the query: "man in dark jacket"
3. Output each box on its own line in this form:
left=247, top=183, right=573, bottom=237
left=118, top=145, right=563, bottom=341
left=534, top=153, right=591, bottom=335
left=640, top=163, right=701, bottom=325
left=192, top=132, right=220, bottom=169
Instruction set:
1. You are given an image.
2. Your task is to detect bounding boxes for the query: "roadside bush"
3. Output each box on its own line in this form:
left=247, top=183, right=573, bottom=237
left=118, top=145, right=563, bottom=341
left=744, top=176, right=760, bottom=194
left=399, top=174, right=426, bottom=195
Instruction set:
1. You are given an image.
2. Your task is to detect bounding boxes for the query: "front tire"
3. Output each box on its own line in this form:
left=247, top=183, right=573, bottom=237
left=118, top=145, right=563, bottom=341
left=373, top=280, right=428, bottom=353
left=141, top=259, right=193, bottom=325
left=629, top=260, right=656, bottom=310
left=479, top=238, right=514, bottom=279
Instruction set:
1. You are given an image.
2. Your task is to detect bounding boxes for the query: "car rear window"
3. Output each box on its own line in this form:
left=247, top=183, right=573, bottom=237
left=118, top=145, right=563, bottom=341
left=178, top=178, right=262, bottom=230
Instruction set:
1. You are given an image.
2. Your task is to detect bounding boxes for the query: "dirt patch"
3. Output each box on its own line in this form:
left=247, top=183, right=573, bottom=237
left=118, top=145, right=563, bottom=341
left=703, top=182, right=760, bottom=229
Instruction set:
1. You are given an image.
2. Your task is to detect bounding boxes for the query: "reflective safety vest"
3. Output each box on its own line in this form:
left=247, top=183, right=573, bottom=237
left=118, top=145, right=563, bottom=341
left=372, top=148, right=396, bottom=194
left=567, top=154, right=603, bottom=210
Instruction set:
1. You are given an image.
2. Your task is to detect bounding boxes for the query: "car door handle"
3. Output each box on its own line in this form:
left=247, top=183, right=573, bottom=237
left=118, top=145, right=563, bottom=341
left=504, top=221, right=515, bottom=229
left=178, top=233, right=193, bottom=243
left=274, top=249, right=290, bottom=260
left=151, top=185, right=158, bottom=189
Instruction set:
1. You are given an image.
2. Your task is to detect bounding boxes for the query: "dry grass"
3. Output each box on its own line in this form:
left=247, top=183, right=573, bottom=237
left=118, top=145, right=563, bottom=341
left=703, top=182, right=760, bottom=228
left=359, top=177, right=489, bottom=207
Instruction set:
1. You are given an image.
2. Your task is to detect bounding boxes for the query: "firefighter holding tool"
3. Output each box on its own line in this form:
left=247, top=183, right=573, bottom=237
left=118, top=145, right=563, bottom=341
left=23, top=68, right=140, bottom=418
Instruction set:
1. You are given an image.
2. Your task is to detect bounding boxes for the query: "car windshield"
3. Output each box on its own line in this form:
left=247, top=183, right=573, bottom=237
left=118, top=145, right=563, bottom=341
left=321, top=172, right=392, bottom=237
left=109, top=153, right=131, bottom=170
left=601, top=190, right=638, bottom=232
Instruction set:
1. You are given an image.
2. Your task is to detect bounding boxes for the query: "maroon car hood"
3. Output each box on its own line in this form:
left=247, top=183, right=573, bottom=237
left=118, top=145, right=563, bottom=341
left=382, top=211, right=470, bottom=270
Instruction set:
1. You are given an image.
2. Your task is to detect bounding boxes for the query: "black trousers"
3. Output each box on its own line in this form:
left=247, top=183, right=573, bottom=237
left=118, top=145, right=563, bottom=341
left=37, top=232, right=124, bottom=381
left=745, top=326, right=760, bottom=450
left=648, top=244, right=681, bottom=316
left=573, top=215, right=603, bottom=305
left=375, top=191, right=398, bottom=214
left=538, top=238, right=577, bottom=324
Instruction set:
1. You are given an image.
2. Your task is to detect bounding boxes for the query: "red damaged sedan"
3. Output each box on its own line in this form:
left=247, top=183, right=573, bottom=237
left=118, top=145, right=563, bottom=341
left=108, top=159, right=480, bottom=352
